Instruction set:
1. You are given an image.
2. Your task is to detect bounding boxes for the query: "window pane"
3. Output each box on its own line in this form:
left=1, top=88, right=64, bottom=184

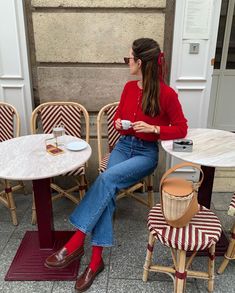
left=226, top=7, right=235, bottom=69
left=214, top=0, right=229, bottom=69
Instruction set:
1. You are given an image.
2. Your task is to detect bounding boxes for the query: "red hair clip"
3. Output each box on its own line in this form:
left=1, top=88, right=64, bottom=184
left=157, top=52, right=166, bottom=81
left=158, top=52, right=164, bottom=65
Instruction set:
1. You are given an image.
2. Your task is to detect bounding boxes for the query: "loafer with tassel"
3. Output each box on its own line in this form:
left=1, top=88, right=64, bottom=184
left=75, top=260, right=104, bottom=292
left=45, top=246, right=84, bottom=269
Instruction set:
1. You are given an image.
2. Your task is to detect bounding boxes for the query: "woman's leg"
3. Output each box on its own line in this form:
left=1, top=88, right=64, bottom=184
left=90, top=153, right=157, bottom=246
left=69, top=137, right=158, bottom=246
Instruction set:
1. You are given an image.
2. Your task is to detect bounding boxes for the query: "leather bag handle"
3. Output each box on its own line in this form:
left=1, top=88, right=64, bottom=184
left=160, top=162, right=204, bottom=193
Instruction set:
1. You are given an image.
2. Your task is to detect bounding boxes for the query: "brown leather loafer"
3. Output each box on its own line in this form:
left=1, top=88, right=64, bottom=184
left=75, top=260, right=104, bottom=292
left=45, top=246, right=84, bottom=269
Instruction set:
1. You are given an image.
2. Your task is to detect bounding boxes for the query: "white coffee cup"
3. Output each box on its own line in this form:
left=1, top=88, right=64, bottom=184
left=121, top=120, right=132, bottom=130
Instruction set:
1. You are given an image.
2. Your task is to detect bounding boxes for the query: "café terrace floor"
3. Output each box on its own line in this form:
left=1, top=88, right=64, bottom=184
left=0, top=191, right=234, bottom=293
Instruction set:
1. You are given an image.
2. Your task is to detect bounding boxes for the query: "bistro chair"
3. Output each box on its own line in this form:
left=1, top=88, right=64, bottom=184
left=217, top=192, right=235, bottom=274
left=31, top=101, right=89, bottom=224
left=143, top=204, right=222, bottom=293
left=0, top=101, right=26, bottom=225
left=97, top=102, right=155, bottom=208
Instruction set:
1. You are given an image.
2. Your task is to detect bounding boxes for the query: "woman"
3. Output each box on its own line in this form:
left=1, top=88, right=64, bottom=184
left=45, top=38, right=188, bottom=292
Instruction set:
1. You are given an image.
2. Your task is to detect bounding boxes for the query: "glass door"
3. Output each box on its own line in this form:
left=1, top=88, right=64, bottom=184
left=209, top=0, right=235, bottom=131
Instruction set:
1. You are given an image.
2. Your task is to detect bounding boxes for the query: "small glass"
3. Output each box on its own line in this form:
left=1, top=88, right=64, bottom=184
left=52, top=124, right=65, bottom=146
left=45, top=137, right=64, bottom=155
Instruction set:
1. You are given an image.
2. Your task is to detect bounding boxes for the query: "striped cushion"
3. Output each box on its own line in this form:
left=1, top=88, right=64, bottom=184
left=106, top=105, right=120, bottom=150
left=98, top=105, right=120, bottom=173
left=99, top=153, right=110, bottom=173
left=228, top=193, right=235, bottom=216
left=39, top=104, right=83, bottom=176
left=148, top=204, right=222, bottom=251
left=63, top=164, right=85, bottom=176
left=0, top=105, right=14, bottom=142
left=40, top=104, right=82, bottom=137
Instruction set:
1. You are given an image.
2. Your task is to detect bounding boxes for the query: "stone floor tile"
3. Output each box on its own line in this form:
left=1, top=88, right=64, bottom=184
left=0, top=191, right=234, bottom=292
left=2, top=281, right=53, bottom=293
left=0, top=232, right=13, bottom=253
left=52, top=281, right=75, bottom=293
left=107, top=278, right=198, bottom=293
left=212, top=192, right=233, bottom=211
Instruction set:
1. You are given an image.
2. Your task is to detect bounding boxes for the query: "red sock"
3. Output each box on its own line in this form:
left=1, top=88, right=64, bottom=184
left=64, top=229, right=86, bottom=254
left=89, top=246, right=103, bottom=272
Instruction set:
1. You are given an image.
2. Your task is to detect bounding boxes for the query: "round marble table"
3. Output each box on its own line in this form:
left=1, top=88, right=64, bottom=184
left=161, top=128, right=235, bottom=255
left=0, top=134, right=91, bottom=281
left=161, top=128, right=235, bottom=168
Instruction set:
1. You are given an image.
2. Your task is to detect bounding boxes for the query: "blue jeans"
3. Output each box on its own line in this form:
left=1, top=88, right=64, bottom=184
left=69, top=135, right=159, bottom=247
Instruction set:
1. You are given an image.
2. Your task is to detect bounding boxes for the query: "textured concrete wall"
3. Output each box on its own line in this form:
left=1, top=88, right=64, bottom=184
left=32, top=0, right=166, bottom=8
left=33, top=12, right=164, bottom=63
left=26, top=0, right=174, bottom=185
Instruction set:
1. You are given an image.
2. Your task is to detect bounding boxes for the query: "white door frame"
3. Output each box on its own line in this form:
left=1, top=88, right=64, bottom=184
left=208, top=0, right=235, bottom=131
left=167, top=0, right=222, bottom=177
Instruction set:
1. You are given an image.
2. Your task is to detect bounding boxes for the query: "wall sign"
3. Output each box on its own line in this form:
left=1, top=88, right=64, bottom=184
left=183, top=0, right=213, bottom=39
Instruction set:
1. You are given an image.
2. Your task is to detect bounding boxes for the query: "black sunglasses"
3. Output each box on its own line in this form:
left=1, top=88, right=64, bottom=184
left=123, top=57, right=135, bottom=64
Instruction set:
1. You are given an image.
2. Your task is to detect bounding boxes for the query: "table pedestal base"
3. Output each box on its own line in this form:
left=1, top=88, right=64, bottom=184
left=5, top=231, right=80, bottom=281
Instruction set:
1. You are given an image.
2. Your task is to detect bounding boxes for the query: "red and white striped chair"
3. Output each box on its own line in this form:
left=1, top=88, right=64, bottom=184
left=143, top=204, right=222, bottom=292
left=218, top=192, right=235, bottom=274
left=31, top=101, right=89, bottom=224
left=97, top=102, right=154, bottom=208
left=0, top=102, right=26, bottom=225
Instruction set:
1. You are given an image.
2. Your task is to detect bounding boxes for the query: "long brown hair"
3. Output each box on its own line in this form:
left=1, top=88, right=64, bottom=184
left=132, top=38, right=161, bottom=117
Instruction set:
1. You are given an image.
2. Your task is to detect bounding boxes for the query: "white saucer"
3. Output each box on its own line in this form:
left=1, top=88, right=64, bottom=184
left=66, top=141, right=88, bottom=151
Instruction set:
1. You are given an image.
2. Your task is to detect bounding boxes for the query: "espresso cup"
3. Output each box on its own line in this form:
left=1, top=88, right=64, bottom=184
left=121, top=120, right=131, bottom=130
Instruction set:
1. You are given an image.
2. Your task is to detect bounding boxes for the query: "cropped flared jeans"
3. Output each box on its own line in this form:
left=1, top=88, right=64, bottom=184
left=69, top=135, right=159, bottom=247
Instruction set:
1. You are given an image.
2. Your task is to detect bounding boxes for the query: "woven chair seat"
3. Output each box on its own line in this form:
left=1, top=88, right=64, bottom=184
left=218, top=192, right=235, bottom=274
left=148, top=204, right=222, bottom=251
left=99, top=153, right=110, bottom=173
left=63, top=164, right=85, bottom=176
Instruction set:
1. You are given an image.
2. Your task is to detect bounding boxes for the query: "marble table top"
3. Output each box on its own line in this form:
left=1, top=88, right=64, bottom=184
left=161, top=128, right=235, bottom=168
left=0, top=134, right=92, bottom=180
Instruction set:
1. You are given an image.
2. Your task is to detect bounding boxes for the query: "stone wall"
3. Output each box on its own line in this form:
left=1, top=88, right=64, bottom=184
left=25, top=0, right=175, bottom=185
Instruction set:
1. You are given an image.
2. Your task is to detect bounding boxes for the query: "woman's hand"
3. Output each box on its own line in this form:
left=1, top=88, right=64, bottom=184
left=115, top=118, right=122, bottom=130
left=132, top=121, right=155, bottom=133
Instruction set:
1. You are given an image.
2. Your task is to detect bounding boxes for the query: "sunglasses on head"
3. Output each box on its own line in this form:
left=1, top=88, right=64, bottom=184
left=123, top=57, right=135, bottom=64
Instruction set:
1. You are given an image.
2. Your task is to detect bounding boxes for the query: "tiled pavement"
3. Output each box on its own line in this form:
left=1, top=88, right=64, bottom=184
left=0, top=191, right=234, bottom=293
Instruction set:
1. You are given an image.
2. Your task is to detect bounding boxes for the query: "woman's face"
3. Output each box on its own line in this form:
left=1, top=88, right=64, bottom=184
left=129, top=49, right=142, bottom=77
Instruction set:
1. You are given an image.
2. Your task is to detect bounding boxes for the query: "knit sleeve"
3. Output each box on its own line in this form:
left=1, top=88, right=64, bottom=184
left=159, top=87, right=188, bottom=140
left=113, top=83, right=128, bottom=128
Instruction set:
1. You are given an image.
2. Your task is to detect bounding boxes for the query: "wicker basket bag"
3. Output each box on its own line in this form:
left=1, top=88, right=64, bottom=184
left=160, top=162, right=204, bottom=228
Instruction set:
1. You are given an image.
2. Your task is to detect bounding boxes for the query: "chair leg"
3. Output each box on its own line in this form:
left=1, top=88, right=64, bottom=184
left=208, top=244, right=215, bottom=292
left=78, top=174, right=87, bottom=200
left=175, top=250, right=186, bottom=293
left=20, top=180, right=28, bottom=195
left=5, top=180, right=18, bottom=226
left=218, top=222, right=235, bottom=274
left=31, top=192, right=37, bottom=225
left=147, top=175, right=154, bottom=208
left=143, top=232, right=156, bottom=282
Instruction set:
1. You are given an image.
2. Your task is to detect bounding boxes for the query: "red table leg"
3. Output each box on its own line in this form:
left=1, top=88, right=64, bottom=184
left=5, top=178, right=80, bottom=281
left=197, top=166, right=228, bottom=256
